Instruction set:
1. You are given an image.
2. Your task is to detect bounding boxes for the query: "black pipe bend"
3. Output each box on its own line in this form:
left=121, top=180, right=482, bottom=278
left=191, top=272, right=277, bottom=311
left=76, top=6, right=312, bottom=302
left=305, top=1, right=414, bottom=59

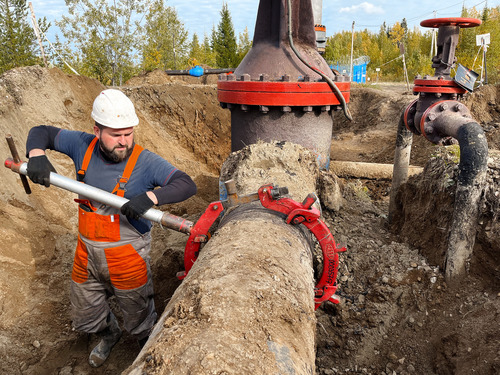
left=455, top=122, right=488, bottom=186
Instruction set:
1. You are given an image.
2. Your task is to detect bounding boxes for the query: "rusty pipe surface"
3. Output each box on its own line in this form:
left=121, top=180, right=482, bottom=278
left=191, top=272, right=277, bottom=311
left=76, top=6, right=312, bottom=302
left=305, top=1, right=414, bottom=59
left=126, top=208, right=317, bottom=375
left=125, top=142, right=321, bottom=374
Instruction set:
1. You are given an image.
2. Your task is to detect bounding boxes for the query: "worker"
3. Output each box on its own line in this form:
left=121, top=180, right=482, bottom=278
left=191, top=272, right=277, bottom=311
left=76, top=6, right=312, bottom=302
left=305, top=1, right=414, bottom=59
left=25, top=89, right=197, bottom=367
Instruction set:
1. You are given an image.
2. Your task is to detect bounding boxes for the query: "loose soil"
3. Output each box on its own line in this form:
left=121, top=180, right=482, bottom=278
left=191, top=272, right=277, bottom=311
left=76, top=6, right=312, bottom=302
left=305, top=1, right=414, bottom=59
left=0, top=67, right=498, bottom=375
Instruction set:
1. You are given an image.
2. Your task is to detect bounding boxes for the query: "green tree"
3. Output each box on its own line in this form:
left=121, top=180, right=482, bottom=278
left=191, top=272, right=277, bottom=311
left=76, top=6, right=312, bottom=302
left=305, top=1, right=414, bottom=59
left=201, top=33, right=216, bottom=67
left=142, top=0, right=189, bottom=71
left=213, top=3, right=237, bottom=68
left=481, top=2, right=489, bottom=22
left=188, top=33, right=202, bottom=65
left=0, top=0, right=50, bottom=74
left=401, top=18, right=408, bottom=34
left=236, top=26, right=252, bottom=66
left=57, top=0, right=147, bottom=85
left=389, top=22, right=405, bottom=46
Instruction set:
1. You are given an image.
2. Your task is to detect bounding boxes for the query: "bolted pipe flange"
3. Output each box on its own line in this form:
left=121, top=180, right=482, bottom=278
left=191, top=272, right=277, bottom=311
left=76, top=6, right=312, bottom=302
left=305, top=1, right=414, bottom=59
left=404, top=99, right=420, bottom=134
left=419, top=100, right=473, bottom=144
left=413, top=78, right=466, bottom=96
left=218, top=79, right=350, bottom=107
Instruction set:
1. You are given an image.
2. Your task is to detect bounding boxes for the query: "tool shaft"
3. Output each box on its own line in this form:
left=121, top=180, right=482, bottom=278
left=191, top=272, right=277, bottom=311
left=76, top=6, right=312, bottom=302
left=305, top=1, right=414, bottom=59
left=6, top=160, right=193, bottom=234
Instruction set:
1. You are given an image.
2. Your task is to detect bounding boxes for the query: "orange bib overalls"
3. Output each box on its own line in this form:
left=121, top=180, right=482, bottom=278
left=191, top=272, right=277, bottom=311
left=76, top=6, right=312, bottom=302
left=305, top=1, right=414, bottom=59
left=69, top=138, right=157, bottom=340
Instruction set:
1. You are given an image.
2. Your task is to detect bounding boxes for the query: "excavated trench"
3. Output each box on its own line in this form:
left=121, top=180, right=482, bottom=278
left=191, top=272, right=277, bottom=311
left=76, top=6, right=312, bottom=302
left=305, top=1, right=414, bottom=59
left=0, top=67, right=499, bottom=374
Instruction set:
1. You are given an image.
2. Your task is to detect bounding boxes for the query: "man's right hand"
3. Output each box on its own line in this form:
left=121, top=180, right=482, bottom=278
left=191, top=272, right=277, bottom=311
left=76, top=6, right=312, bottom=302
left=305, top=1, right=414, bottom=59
left=27, top=155, right=57, bottom=187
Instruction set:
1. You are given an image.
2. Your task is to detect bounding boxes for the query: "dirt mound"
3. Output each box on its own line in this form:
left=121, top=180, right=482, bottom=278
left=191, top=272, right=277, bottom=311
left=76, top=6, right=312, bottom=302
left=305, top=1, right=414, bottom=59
left=464, top=84, right=500, bottom=150
left=126, top=69, right=220, bottom=86
left=392, top=147, right=500, bottom=283
left=0, top=67, right=499, bottom=374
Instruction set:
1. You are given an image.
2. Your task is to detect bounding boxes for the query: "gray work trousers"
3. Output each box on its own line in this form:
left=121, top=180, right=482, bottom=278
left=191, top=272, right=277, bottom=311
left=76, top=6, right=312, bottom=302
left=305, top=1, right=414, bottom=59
left=70, top=229, right=157, bottom=340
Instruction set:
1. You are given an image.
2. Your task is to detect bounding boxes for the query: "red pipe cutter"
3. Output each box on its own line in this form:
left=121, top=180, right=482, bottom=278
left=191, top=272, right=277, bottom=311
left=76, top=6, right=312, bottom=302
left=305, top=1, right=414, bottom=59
left=177, top=181, right=346, bottom=310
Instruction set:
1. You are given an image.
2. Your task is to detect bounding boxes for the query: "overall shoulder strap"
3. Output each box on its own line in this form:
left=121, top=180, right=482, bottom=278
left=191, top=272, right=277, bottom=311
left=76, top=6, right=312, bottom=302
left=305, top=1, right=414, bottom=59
left=111, top=144, right=144, bottom=197
left=77, top=137, right=98, bottom=182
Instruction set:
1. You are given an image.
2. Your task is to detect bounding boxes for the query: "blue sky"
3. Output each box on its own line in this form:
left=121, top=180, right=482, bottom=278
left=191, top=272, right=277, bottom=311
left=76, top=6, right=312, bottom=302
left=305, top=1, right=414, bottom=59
left=31, top=0, right=498, bottom=45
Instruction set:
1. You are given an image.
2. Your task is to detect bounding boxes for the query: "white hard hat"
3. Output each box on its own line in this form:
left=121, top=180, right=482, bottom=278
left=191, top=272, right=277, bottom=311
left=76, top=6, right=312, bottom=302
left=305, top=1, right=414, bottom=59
left=91, top=89, right=139, bottom=128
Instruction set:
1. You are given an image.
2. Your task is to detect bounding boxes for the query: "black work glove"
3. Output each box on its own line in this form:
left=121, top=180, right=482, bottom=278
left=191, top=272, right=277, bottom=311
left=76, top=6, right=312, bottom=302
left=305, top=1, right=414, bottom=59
left=27, top=155, right=57, bottom=187
left=121, top=192, right=155, bottom=220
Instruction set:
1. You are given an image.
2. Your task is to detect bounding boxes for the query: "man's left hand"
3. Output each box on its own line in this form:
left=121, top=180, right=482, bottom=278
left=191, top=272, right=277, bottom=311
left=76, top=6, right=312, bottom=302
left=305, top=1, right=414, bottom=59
left=121, top=192, right=155, bottom=220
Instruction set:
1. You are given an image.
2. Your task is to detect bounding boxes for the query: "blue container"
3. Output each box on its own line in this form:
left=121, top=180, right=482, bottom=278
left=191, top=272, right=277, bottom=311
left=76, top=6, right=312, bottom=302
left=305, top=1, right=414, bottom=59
left=189, top=65, right=204, bottom=77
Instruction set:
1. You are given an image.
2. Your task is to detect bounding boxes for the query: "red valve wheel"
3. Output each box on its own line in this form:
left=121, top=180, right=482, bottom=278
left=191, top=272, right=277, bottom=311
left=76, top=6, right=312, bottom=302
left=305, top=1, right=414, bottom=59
left=420, top=17, right=481, bottom=28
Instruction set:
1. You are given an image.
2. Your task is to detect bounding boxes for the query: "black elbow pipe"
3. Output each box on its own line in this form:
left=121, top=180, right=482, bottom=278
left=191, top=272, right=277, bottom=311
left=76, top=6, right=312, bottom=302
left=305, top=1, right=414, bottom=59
left=443, top=121, right=488, bottom=279
left=391, top=16, right=488, bottom=280
left=455, top=122, right=488, bottom=186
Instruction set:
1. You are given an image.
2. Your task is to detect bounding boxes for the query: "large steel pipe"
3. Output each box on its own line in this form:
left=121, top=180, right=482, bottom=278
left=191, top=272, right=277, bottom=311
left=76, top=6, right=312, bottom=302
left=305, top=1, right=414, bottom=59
left=126, top=209, right=316, bottom=374
left=125, top=142, right=321, bottom=374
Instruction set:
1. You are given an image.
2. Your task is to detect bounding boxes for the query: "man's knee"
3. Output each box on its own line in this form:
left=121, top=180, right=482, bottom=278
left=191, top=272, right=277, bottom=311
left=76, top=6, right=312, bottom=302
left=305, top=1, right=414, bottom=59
left=71, top=304, right=109, bottom=333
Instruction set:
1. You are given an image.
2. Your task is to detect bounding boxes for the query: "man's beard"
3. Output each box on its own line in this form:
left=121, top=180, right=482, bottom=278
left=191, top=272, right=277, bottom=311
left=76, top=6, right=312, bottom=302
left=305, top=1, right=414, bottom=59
left=100, top=142, right=134, bottom=163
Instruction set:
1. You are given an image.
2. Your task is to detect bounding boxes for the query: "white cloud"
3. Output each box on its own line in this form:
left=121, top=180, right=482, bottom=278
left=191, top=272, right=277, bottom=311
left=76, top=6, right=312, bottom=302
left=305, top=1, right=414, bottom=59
left=339, top=2, right=385, bottom=15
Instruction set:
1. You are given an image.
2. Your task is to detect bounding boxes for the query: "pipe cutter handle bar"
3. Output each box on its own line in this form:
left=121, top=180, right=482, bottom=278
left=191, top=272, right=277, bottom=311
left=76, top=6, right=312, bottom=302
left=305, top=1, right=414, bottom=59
left=5, top=158, right=193, bottom=234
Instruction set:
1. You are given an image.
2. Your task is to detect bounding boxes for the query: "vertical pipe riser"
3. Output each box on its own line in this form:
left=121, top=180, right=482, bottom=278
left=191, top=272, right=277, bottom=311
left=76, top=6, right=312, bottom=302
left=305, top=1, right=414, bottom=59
left=231, top=107, right=334, bottom=168
left=219, top=0, right=350, bottom=169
